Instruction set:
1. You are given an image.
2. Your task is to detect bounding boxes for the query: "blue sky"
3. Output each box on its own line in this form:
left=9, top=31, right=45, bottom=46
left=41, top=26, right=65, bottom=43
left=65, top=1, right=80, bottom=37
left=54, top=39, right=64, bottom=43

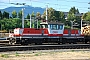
left=0, top=0, right=90, bottom=13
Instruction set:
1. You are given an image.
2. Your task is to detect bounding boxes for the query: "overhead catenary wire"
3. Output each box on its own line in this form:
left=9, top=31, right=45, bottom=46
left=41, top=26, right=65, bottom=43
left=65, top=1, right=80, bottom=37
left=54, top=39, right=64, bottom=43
left=30, top=0, right=87, bottom=8
left=0, top=0, right=89, bottom=12
left=57, top=0, right=88, bottom=3
left=0, top=0, right=88, bottom=8
left=26, top=0, right=89, bottom=13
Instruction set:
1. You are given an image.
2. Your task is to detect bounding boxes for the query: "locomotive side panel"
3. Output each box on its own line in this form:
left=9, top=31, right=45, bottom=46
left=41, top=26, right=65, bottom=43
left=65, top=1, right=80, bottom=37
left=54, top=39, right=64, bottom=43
left=63, top=29, right=84, bottom=43
left=13, top=28, right=49, bottom=44
left=8, top=21, right=86, bottom=45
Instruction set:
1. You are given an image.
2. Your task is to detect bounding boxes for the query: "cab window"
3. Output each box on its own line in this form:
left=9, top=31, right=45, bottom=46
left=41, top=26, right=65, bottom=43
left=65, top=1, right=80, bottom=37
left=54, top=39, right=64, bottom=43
left=40, top=24, right=48, bottom=28
left=50, top=24, right=58, bottom=30
left=59, top=25, right=63, bottom=30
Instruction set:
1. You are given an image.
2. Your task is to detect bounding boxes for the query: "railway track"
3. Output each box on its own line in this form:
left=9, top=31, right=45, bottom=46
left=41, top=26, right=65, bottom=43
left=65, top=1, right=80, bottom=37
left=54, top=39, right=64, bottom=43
left=0, top=44, right=89, bottom=52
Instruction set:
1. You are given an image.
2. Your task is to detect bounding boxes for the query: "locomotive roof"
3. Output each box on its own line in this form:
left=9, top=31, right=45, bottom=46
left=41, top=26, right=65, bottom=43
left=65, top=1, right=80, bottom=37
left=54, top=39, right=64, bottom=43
left=48, top=22, right=64, bottom=25
left=40, top=21, right=64, bottom=25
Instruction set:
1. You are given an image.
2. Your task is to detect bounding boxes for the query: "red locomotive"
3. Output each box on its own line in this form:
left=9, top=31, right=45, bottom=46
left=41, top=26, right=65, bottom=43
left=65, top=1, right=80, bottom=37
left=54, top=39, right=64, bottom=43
left=8, top=21, right=85, bottom=45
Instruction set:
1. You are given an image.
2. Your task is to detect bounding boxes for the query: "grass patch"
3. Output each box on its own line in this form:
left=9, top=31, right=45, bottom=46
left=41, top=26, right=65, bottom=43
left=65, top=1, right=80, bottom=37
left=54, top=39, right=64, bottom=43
left=1, top=54, right=9, bottom=58
left=15, top=52, right=19, bottom=57
left=35, top=54, right=39, bottom=56
left=71, top=50, right=74, bottom=52
left=34, top=52, right=42, bottom=56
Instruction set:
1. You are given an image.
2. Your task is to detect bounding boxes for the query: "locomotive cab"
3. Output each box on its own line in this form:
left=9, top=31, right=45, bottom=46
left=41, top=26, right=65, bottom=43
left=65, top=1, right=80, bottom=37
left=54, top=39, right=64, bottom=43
left=40, top=22, right=64, bottom=36
left=48, top=22, right=64, bottom=36
left=40, top=22, right=48, bottom=28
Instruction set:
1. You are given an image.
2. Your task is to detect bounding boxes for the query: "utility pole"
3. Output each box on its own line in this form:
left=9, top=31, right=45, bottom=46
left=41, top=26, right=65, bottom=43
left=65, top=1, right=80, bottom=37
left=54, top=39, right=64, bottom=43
left=17, top=13, right=18, bottom=18
left=37, top=18, right=38, bottom=29
left=1, top=23, right=2, bottom=37
left=71, top=21, right=73, bottom=29
left=30, top=0, right=32, bottom=6
left=30, top=14, right=31, bottom=28
left=88, top=2, right=90, bottom=10
left=9, top=0, right=10, bottom=3
left=22, top=8, right=25, bottom=28
left=81, top=19, right=83, bottom=34
left=46, top=5, right=48, bottom=23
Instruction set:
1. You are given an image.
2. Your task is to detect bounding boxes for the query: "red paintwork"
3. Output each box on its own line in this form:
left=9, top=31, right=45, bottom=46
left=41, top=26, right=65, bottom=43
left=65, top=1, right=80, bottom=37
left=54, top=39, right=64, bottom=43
left=63, top=29, right=69, bottom=34
left=63, top=29, right=79, bottom=34
left=14, top=28, right=49, bottom=36
left=14, top=34, right=21, bottom=36
left=13, top=28, right=83, bottom=37
left=71, top=30, right=78, bottom=34
left=22, top=28, right=48, bottom=34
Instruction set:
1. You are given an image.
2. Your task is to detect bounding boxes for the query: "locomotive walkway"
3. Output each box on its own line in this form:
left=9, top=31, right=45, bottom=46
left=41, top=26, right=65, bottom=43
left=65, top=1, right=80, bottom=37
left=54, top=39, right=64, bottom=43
left=0, top=44, right=89, bottom=52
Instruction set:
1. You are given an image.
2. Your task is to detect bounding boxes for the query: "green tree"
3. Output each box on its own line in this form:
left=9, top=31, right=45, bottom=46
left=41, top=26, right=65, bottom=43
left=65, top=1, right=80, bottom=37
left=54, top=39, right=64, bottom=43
left=54, top=11, right=59, bottom=20
left=67, top=13, right=76, bottom=21
left=59, top=11, right=65, bottom=22
left=67, top=7, right=81, bottom=28
left=0, top=11, right=2, bottom=19
left=18, top=10, right=22, bottom=18
left=36, top=12, right=41, bottom=20
left=36, top=12, right=41, bottom=17
left=67, top=7, right=80, bottom=21
left=69, top=7, right=79, bottom=14
left=43, top=8, right=55, bottom=21
left=26, top=14, right=30, bottom=19
left=82, top=12, right=90, bottom=23
left=48, top=8, right=55, bottom=20
left=0, top=18, right=22, bottom=31
left=3, top=11, right=9, bottom=19
left=31, top=11, right=35, bottom=17
left=12, top=10, right=17, bottom=18
left=76, top=9, right=79, bottom=14
left=54, top=11, right=65, bottom=22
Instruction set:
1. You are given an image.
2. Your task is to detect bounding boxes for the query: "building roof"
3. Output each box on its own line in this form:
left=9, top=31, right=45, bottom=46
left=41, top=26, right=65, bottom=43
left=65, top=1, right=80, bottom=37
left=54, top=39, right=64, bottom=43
left=63, top=12, right=83, bottom=16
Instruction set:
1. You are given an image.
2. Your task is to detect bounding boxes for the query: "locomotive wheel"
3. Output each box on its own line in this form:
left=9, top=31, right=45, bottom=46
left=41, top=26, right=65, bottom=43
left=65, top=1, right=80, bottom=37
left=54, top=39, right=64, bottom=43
left=21, top=40, right=28, bottom=45
left=21, top=40, right=25, bottom=45
left=35, top=42, right=42, bottom=45
left=58, top=43, right=60, bottom=44
left=85, top=40, right=87, bottom=44
left=9, top=38, right=16, bottom=45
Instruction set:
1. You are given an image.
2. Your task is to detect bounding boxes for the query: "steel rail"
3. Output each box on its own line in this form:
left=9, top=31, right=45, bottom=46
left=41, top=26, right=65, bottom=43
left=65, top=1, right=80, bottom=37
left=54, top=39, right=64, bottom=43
left=0, top=44, right=89, bottom=52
